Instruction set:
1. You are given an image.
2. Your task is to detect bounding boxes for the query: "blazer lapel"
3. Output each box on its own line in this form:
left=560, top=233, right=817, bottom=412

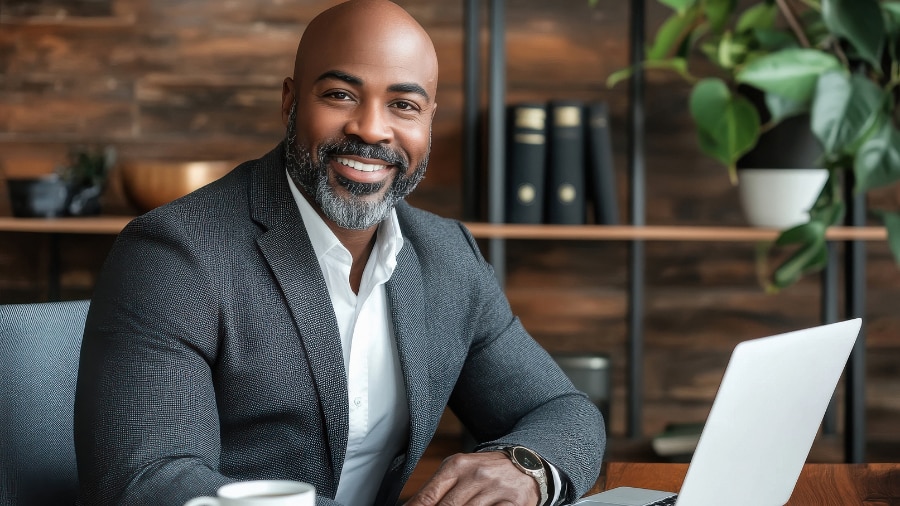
left=251, top=145, right=348, bottom=491
left=386, top=241, right=433, bottom=478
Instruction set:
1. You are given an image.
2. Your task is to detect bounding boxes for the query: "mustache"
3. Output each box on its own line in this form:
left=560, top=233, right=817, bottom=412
left=319, top=138, right=409, bottom=172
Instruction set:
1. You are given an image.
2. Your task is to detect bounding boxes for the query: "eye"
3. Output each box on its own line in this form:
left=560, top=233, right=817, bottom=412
left=391, top=100, right=420, bottom=112
left=325, top=91, right=353, bottom=101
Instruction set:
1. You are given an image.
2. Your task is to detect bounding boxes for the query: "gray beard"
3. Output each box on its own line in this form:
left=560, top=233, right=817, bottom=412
left=283, top=101, right=429, bottom=230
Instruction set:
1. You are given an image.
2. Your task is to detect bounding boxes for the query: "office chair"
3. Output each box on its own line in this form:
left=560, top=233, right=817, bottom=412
left=0, top=299, right=89, bottom=505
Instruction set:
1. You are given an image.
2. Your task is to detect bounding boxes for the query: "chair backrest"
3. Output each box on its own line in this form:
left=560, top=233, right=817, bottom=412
left=0, top=299, right=89, bottom=505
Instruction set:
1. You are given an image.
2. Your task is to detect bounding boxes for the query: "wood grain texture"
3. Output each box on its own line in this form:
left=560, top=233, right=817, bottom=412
left=602, top=462, right=900, bottom=504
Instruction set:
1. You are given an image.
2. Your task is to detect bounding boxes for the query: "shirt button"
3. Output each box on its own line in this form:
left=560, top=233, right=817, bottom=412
left=353, top=397, right=362, bottom=407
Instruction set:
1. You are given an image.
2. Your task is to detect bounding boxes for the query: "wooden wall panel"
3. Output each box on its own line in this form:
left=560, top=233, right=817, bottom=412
left=1, top=0, right=898, bottom=459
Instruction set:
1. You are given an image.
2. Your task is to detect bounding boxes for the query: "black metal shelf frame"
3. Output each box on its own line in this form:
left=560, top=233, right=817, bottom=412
left=461, top=0, right=866, bottom=462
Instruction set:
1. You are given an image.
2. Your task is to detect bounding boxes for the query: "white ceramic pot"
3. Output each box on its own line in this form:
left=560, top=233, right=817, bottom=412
left=738, top=168, right=829, bottom=229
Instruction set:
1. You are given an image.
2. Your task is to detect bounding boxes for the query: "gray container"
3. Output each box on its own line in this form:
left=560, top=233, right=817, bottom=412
left=552, top=353, right=611, bottom=428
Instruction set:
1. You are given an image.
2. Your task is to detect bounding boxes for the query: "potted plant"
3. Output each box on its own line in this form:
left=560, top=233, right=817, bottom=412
left=605, top=0, right=900, bottom=291
left=60, top=145, right=116, bottom=216
left=7, top=145, right=116, bottom=218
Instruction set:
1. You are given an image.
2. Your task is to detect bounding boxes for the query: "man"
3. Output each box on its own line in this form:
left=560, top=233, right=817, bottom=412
left=74, top=1, right=605, bottom=504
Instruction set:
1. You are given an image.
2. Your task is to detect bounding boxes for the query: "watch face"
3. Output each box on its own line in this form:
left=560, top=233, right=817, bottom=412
left=512, top=447, right=543, bottom=471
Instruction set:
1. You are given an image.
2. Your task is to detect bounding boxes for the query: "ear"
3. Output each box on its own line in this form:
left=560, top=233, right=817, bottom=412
left=281, top=77, right=296, bottom=126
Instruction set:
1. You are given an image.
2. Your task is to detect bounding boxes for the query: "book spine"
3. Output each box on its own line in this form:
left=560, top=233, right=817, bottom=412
left=504, top=103, right=547, bottom=224
left=546, top=101, right=587, bottom=224
left=586, top=102, right=619, bottom=225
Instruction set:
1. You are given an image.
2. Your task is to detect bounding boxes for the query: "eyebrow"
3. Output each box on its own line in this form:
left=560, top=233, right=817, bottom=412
left=315, top=70, right=431, bottom=102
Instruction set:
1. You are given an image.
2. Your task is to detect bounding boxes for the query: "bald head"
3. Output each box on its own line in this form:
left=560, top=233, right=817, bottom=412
left=292, top=0, right=438, bottom=94
left=279, top=0, right=438, bottom=232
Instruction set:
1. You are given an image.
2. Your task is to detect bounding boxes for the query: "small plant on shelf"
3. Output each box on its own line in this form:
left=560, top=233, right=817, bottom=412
left=59, top=145, right=116, bottom=216
left=602, top=0, right=900, bottom=291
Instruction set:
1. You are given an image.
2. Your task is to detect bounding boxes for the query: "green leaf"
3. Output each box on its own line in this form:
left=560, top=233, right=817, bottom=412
left=647, top=9, right=703, bottom=61
left=808, top=175, right=845, bottom=226
left=658, top=0, right=698, bottom=15
left=736, top=49, right=842, bottom=102
left=884, top=2, right=900, bottom=20
left=704, top=0, right=737, bottom=34
left=690, top=78, right=732, bottom=132
left=771, top=222, right=829, bottom=288
left=883, top=212, right=900, bottom=266
left=883, top=2, right=900, bottom=61
left=884, top=2, right=900, bottom=25
left=821, top=0, right=885, bottom=70
left=763, top=93, right=809, bottom=123
left=772, top=240, right=829, bottom=288
left=606, top=67, right=633, bottom=88
left=774, top=220, right=827, bottom=246
left=854, top=120, right=900, bottom=191
left=716, top=31, right=741, bottom=69
left=735, top=3, right=778, bottom=34
left=781, top=188, right=843, bottom=296
left=811, top=71, right=884, bottom=156
left=605, top=58, right=691, bottom=88
left=690, top=78, right=760, bottom=181
left=799, top=10, right=831, bottom=48
left=752, top=28, right=800, bottom=52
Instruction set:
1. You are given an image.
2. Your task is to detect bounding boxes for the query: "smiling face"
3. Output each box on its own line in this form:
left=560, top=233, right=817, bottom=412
left=281, top=0, right=438, bottom=230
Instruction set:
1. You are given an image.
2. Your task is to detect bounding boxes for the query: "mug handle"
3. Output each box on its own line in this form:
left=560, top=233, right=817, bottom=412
left=183, top=496, right=220, bottom=506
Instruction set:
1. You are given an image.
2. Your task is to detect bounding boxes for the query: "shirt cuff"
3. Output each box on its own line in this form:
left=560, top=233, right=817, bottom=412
left=546, top=460, right=563, bottom=506
left=474, top=444, right=563, bottom=506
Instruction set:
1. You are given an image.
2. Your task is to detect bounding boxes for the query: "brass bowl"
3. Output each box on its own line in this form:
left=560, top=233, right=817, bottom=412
left=120, top=160, right=233, bottom=213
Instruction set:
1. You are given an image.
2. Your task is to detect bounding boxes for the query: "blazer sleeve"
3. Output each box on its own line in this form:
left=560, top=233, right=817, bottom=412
left=73, top=215, right=346, bottom=506
left=445, top=223, right=606, bottom=502
left=74, top=213, right=229, bottom=504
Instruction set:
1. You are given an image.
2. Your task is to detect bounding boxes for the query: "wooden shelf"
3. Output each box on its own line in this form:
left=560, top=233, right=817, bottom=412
left=464, top=223, right=887, bottom=242
left=0, top=14, right=137, bottom=28
left=0, top=217, right=888, bottom=242
left=0, top=216, right=133, bottom=234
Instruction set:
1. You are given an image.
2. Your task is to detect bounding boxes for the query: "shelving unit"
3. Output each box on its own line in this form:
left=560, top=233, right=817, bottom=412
left=463, top=0, right=871, bottom=462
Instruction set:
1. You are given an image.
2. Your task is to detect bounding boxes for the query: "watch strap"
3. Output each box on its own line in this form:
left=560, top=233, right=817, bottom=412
left=502, top=446, right=550, bottom=506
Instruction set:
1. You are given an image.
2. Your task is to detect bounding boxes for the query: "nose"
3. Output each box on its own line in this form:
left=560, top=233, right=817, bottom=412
left=344, top=102, right=393, bottom=145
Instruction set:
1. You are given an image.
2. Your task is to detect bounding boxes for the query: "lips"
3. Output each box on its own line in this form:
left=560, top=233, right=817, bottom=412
left=334, top=156, right=387, bottom=173
left=329, top=155, right=394, bottom=187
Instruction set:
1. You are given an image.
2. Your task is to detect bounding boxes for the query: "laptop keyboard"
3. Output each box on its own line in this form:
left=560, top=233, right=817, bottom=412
left=648, top=495, right=678, bottom=506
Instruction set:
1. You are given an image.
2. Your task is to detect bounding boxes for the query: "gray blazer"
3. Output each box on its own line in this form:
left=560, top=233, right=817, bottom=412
left=74, top=144, right=604, bottom=505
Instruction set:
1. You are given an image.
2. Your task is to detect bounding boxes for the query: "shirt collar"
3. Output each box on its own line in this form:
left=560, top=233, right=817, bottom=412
left=285, top=171, right=404, bottom=267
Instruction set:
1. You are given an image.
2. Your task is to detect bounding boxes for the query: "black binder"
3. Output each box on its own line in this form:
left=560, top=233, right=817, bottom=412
left=504, top=103, right=547, bottom=223
left=546, top=100, right=586, bottom=224
left=585, top=102, right=619, bottom=225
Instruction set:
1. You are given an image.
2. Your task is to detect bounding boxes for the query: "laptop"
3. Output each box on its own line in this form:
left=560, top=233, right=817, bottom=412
left=575, top=318, right=862, bottom=506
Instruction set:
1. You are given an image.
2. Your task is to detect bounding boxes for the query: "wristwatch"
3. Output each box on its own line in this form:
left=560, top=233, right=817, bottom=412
left=502, top=446, right=549, bottom=506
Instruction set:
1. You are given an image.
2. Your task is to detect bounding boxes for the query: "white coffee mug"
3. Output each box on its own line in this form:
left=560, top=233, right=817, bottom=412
left=183, top=480, right=315, bottom=506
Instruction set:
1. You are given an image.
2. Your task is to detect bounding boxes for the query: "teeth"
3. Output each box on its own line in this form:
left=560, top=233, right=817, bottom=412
left=335, top=157, right=385, bottom=172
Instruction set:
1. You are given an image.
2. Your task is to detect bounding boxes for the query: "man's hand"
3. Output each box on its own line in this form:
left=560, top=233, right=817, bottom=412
left=403, top=451, right=540, bottom=506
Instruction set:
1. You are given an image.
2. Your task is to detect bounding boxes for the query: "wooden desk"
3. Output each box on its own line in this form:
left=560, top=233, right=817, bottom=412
left=599, top=462, right=900, bottom=504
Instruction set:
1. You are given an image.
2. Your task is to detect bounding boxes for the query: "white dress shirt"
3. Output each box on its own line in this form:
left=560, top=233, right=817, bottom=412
left=288, top=174, right=409, bottom=506
left=287, top=173, right=562, bottom=506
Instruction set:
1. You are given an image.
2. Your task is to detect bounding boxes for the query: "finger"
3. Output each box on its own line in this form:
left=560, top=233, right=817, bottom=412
left=432, top=481, right=522, bottom=506
left=403, top=456, right=463, bottom=506
left=404, top=452, right=537, bottom=506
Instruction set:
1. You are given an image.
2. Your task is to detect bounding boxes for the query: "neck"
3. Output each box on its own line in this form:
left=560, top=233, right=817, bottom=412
left=329, top=223, right=378, bottom=294
left=299, top=189, right=385, bottom=294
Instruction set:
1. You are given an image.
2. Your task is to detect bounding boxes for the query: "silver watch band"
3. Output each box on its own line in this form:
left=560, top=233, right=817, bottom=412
left=502, top=446, right=549, bottom=506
